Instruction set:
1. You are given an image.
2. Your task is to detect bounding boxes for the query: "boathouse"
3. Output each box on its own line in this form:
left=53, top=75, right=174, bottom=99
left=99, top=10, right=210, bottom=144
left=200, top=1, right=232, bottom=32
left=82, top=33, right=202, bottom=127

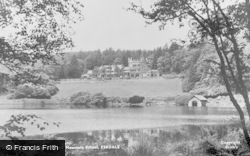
left=188, top=95, right=207, bottom=107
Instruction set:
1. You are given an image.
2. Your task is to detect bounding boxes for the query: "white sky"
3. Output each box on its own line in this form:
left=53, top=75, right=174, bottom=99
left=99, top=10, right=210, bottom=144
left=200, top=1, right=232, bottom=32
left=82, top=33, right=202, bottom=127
left=70, top=0, right=190, bottom=51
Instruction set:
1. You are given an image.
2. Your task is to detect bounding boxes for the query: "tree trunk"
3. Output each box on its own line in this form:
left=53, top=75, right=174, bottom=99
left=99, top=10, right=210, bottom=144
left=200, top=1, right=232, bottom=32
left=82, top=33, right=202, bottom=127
left=246, top=0, right=250, bottom=32
left=212, top=35, right=250, bottom=146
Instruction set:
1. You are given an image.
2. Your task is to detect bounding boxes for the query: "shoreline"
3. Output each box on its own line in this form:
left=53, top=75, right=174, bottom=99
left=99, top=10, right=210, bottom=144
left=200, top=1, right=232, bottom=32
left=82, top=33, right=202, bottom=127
left=0, top=95, right=244, bottom=109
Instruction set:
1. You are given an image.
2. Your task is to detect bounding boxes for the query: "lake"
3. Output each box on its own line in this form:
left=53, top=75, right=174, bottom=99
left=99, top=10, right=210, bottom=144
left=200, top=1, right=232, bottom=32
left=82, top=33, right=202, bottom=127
left=0, top=106, right=239, bottom=136
left=0, top=106, right=243, bottom=155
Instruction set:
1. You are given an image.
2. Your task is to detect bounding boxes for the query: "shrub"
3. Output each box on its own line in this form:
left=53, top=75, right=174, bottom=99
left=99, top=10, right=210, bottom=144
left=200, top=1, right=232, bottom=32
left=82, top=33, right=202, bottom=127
left=8, top=83, right=59, bottom=99
left=175, top=94, right=192, bottom=106
left=190, top=78, right=227, bottom=98
left=70, top=92, right=108, bottom=108
left=70, top=92, right=91, bottom=106
left=0, top=82, right=8, bottom=94
left=31, top=86, right=51, bottom=99
left=8, top=84, right=33, bottom=99
left=46, top=85, right=59, bottom=96
left=90, top=93, right=108, bottom=108
left=128, top=95, right=145, bottom=104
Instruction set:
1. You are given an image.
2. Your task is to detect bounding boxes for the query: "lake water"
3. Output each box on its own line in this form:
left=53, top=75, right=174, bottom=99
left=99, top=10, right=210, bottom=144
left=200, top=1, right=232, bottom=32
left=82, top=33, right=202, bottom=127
left=0, top=106, right=243, bottom=155
left=0, top=106, right=239, bottom=136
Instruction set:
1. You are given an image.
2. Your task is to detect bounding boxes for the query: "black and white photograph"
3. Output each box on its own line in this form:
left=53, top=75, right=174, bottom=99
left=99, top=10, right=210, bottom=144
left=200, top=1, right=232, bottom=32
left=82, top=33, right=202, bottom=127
left=0, top=0, right=250, bottom=155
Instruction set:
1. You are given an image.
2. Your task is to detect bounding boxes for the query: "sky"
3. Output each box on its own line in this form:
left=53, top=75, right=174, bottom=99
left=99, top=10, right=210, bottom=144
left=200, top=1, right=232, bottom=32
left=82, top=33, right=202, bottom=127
left=70, top=0, right=190, bottom=52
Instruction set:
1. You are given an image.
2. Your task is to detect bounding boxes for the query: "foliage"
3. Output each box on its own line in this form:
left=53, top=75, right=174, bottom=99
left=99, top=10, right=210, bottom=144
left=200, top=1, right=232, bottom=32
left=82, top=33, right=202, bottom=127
left=175, top=94, right=192, bottom=106
left=85, top=51, right=102, bottom=70
left=128, top=95, right=145, bottom=104
left=70, top=92, right=91, bottom=106
left=11, top=67, right=50, bottom=86
left=182, top=48, right=203, bottom=92
left=8, top=66, right=59, bottom=99
left=51, top=45, right=172, bottom=78
left=199, top=127, right=250, bottom=156
left=70, top=92, right=108, bottom=108
left=157, top=55, right=171, bottom=73
left=65, top=55, right=82, bottom=78
left=107, top=97, right=129, bottom=107
left=46, top=84, right=59, bottom=96
left=0, top=0, right=84, bottom=73
left=170, top=49, right=186, bottom=73
left=190, top=78, right=227, bottom=97
left=113, top=57, right=123, bottom=65
left=0, top=74, right=9, bottom=94
left=0, top=0, right=81, bottom=142
left=8, top=83, right=59, bottom=99
left=127, top=0, right=250, bottom=145
left=0, top=114, right=61, bottom=138
left=131, top=134, right=155, bottom=156
left=58, top=65, right=66, bottom=79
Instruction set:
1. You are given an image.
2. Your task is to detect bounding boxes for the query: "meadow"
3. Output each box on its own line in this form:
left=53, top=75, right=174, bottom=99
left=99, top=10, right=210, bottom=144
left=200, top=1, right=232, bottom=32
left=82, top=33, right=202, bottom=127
left=55, top=78, right=183, bottom=98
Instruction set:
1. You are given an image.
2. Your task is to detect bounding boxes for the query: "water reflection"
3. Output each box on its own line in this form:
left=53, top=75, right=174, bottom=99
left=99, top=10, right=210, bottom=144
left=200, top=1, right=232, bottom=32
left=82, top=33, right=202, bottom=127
left=0, top=106, right=239, bottom=137
left=36, top=124, right=238, bottom=156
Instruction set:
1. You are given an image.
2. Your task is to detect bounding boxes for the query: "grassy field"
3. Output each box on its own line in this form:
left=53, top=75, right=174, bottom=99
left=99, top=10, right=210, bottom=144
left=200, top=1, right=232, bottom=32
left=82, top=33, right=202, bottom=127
left=54, top=78, right=183, bottom=98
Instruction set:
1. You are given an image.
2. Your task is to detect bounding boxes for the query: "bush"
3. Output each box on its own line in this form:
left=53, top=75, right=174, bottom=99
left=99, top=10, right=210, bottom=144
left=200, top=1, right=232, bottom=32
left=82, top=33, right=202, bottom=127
left=70, top=92, right=91, bottom=107
left=175, top=94, right=192, bottom=106
left=90, top=93, right=108, bottom=108
left=190, top=78, right=228, bottom=98
left=70, top=92, right=108, bottom=108
left=8, top=83, right=59, bottom=99
left=128, top=95, right=145, bottom=104
left=106, top=97, right=129, bottom=107
left=9, top=84, right=33, bottom=99
left=0, top=82, right=8, bottom=94
left=46, top=85, right=59, bottom=96
left=31, top=86, right=51, bottom=99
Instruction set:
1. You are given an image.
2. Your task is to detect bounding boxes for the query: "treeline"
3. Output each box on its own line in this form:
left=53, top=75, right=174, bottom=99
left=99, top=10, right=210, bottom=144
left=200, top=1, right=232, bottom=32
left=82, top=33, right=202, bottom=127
left=52, top=42, right=182, bottom=79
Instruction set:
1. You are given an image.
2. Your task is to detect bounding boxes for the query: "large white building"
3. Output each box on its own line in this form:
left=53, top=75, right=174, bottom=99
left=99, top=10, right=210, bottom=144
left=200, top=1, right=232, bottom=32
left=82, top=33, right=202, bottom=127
left=127, top=58, right=151, bottom=77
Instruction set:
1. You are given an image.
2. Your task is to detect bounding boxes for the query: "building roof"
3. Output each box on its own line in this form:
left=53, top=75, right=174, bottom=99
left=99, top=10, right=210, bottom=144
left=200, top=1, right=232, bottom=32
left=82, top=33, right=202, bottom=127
left=191, top=95, right=207, bottom=101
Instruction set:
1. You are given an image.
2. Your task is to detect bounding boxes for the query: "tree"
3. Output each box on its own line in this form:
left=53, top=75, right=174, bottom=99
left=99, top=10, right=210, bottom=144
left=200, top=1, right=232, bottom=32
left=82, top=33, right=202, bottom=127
left=0, top=114, right=61, bottom=138
left=157, top=55, right=171, bottom=73
left=0, top=0, right=83, bottom=73
left=168, top=42, right=181, bottom=56
left=85, top=51, right=102, bottom=70
left=113, top=58, right=122, bottom=65
left=151, top=54, right=158, bottom=69
left=0, top=0, right=83, bottom=137
left=130, top=0, right=250, bottom=146
left=66, top=55, right=82, bottom=78
left=247, top=0, right=250, bottom=37
left=58, top=65, right=66, bottom=79
left=102, top=48, right=116, bottom=65
left=170, top=49, right=186, bottom=73
left=121, top=54, right=128, bottom=66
